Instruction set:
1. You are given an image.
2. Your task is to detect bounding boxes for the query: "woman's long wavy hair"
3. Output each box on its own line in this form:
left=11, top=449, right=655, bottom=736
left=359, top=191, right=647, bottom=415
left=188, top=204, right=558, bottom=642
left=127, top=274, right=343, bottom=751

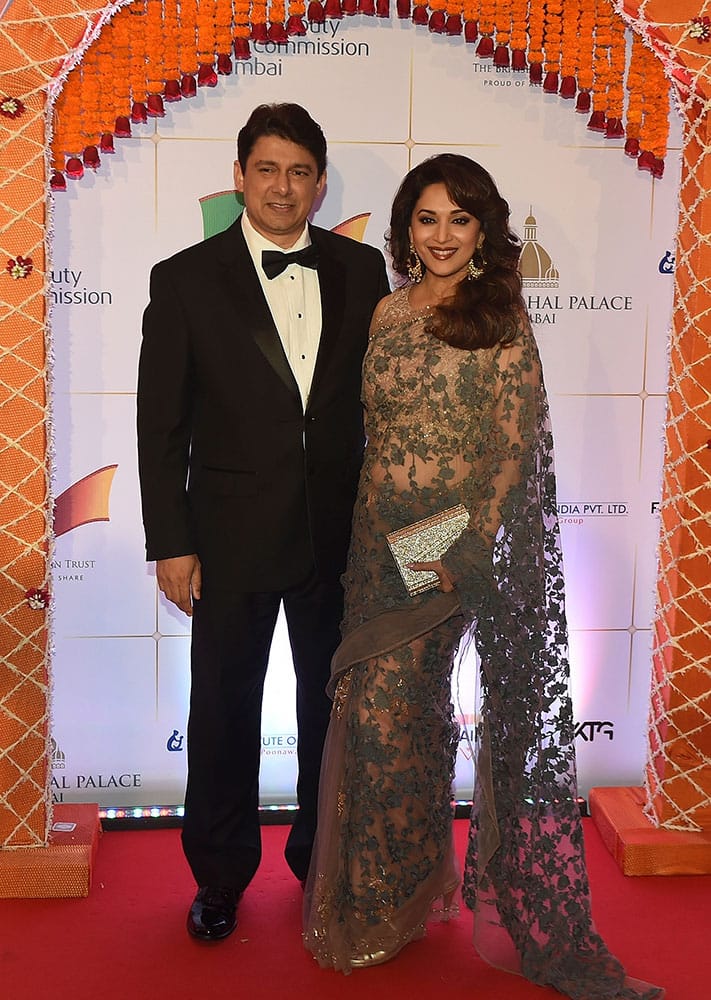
left=389, top=154, right=525, bottom=350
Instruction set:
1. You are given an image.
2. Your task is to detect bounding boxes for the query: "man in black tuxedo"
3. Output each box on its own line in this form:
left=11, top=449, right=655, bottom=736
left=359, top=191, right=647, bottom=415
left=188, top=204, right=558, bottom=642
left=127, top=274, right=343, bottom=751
left=137, top=104, right=389, bottom=941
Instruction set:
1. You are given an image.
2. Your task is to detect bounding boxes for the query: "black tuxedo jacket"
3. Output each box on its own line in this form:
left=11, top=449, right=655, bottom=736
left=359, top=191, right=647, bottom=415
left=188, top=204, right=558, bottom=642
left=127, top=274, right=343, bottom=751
left=137, top=218, right=390, bottom=591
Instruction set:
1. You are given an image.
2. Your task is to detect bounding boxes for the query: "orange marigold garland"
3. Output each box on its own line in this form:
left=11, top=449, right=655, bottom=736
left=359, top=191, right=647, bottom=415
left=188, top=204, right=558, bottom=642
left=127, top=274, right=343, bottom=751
left=94, top=18, right=118, bottom=151
left=79, top=42, right=102, bottom=168
left=215, top=0, right=235, bottom=72
left=509, top=0, right=528, bottom=71
left=527, top=0, right=544, bottom=83
left=127, top=2, right=149, bottom=123
left=443, top=0, right=463, bottom=37
left=476, top=0, right=495, bottom=57
left=252, top=0, right=269, bottom=41
left=52, top=63, right=83, bottom=180
left=286, top=0, right=308, bottom=35
left=233, top=0, right=252, bottom=55
left=146, top=0, right=167, bottom=117
left=427, top=0, right=447, bottom=34
left=575, top=0, right=595, bottom=112
left=638, top=44, right=669, bottom=177
left=542, top=0, right=562, bottom=93
left=162, top=0, right=183, bottom=98
left=604, top=11, right=625, bottom=138
left=411, top=0, right=428, bottom=26
left=589, top=0, right=613, bottom=133
left=493, top=0, right=512, bottom=68
left=196, top=0, right=219, bottom=86
left=559, top=0, right=580, bottom=98
left=624, top=30, right=644, bottom=159
left=268, top=0, right=288, bottom=41
left=178, top=0, right=199, bottom=94
left=462, top=0, right=480, bottom=44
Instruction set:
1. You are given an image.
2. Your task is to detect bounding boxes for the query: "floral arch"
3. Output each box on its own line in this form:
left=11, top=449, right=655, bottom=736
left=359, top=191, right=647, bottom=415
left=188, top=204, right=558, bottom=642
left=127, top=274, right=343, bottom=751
left=1, top=0, right=709, bottom=858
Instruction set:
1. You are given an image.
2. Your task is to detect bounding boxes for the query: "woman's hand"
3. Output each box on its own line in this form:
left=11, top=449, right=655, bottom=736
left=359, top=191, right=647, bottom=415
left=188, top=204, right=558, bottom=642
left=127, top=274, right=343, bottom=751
left=407, top=559, right=456, bottom=593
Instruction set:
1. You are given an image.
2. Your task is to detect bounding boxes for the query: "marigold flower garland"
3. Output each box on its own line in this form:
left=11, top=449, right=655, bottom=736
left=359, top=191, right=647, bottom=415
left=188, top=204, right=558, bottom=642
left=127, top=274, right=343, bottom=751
left=442, top=0, right=463, bottom=37
left=162, top=0, right=183, bottom=98
left=196, top=0, right=219, bottom=85
left=146, top=0, right=167, bottom=116
left=604, top=11, right=625, bottom=138
left=542, top=0, right=562, bottom=93
left=527, top=0, right=544, bottom=83
left=589, top=0, right=613, bottom=132
left=476, top=0, right=495, bottom=57
left=233, top=0, right=252, bottom=56
left=128, top=1, right=149, bottom=121
left=624, top=30, right=644, bottom=158
left=428, top=0, right=448, bottom=34
left=216, top=0, right=235, bottom=69
left=286, top=0, right=308, bottom=36
left=45, top=0, right=674, bottom=186
left=79, top=41, right=102, bottom=167
left=558, top=0, right=580, bottom=98
left=411, top=0, right=429, bottom=26
left=252, top=0, right=269, bottom=40
left=52, top=62, right=83, bottom=177
left=509, top=0, right=528, bottom=70
left=575, top=0, right=596, bottom=112
left=638, top=42, right=669, bottom=177
left=95, top=19, right=117, bottom=150
left=268, top=0, right=288, bottom=41
left=178, top=0, right=200, bottom=94
left=492, top=0, right=512, bottom=68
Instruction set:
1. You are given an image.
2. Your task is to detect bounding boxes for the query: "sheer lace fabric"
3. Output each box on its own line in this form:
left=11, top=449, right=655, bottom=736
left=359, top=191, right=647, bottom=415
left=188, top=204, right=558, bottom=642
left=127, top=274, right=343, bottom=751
left=302, top=288, right=663, bottom=999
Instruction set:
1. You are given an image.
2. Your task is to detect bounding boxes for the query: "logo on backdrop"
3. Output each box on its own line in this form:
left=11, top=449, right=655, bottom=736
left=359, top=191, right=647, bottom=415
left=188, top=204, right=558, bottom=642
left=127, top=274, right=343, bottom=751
left=50, top=737, right=66, bottom=769
left=520, top=210, right=560, bottom=289
left=53, top=464, right=118, bottom=537
left=51, top=770, right=143, bottom=802
left=658, top=250, right=675, bottom=274
left=557, top=501, right=630, bottom=526
left=575, top=720, right=615, bottom=742
left=521, top=208, right=634, bottom=325
left=49, top=268, right=113, bottom=306
left=166, top=729, right=184, bottom=752
left=262, top=734, right=297, bottom=756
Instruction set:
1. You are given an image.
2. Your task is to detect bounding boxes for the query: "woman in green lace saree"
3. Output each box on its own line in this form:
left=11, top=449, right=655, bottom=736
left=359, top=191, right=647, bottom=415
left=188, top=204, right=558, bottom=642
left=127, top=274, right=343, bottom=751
left=302, top=154, right=663, bottom=1000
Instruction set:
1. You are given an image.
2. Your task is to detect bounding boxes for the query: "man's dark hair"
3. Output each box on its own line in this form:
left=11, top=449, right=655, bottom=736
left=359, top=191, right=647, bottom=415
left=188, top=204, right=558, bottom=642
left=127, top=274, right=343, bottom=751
left=237, top=104, right=327, bottom=177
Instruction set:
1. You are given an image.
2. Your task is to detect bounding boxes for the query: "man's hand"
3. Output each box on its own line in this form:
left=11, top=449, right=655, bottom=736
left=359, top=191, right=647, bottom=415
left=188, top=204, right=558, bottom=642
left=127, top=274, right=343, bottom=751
left=156, top=554, right=202, bottom=616
left=407, top=559, right=455, bottom=593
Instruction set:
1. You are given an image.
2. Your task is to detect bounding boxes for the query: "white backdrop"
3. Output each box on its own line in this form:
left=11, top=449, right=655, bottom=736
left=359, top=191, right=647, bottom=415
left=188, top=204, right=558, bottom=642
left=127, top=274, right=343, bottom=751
left=48, top=17, right=682, bottom=811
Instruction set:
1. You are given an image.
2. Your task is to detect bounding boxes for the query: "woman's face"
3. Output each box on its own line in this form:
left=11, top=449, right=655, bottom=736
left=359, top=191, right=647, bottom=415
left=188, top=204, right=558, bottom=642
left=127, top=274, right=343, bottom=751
left=408, top=182, right=482, bottom=283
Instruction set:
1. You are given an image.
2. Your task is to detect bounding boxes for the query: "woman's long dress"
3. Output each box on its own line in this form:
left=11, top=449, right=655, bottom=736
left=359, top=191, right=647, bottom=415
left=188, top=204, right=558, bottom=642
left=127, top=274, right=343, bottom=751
left=303, top=287, right=663, bottom=1000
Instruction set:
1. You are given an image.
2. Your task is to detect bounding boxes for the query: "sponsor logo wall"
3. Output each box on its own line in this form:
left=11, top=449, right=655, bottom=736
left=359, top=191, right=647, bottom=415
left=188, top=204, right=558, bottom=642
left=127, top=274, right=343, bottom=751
left=49, top=19, right=683, bottom=809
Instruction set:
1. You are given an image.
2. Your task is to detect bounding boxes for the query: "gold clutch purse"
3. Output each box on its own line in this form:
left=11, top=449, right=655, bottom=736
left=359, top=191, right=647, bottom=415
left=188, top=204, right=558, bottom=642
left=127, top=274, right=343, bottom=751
left=386, top=504, right=469, bottom=596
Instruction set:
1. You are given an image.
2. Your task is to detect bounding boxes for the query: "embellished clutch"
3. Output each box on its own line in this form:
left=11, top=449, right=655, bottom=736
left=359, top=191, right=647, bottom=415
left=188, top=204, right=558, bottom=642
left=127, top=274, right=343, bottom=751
left=386, top=504, right=470, bottom=596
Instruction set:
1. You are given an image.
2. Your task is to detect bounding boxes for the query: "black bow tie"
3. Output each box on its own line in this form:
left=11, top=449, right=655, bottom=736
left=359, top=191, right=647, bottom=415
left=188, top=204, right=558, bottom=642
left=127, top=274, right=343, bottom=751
left=261, top=244, right=319, bottom=279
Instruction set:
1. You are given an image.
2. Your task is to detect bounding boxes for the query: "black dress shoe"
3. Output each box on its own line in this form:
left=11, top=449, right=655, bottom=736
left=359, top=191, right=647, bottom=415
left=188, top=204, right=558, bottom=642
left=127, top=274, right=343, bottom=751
left=187, top=886, right=240, bottom=941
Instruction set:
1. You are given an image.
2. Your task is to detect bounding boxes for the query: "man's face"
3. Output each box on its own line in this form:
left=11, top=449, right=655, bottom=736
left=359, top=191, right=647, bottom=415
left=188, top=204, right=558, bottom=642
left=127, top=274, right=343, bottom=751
left=234, top=135, right=326, bottom=248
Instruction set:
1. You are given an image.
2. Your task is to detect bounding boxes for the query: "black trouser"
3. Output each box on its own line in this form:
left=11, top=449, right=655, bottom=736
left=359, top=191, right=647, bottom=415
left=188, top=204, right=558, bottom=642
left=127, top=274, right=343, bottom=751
left=181, top=569, right=343, bottom=889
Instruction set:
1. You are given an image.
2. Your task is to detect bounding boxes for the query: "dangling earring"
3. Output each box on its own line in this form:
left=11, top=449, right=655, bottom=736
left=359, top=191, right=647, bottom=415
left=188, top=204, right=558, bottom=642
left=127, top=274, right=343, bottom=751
left=407, top=242, right=424, bottom=284
left=467, top=234, right=486, bottom=281
left=467, top=257, right=484, bottom=280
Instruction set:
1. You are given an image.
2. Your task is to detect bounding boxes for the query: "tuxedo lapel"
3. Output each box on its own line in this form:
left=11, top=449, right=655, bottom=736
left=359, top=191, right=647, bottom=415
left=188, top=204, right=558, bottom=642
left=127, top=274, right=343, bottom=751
left=215, top=219, right=300, bottom=400
left=309, top=228, right=346, bottom=399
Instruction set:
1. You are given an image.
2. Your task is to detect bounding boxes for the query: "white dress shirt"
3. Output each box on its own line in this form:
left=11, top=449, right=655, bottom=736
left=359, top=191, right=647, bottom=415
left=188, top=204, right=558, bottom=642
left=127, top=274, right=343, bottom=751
left=241, top=210, right=322, bottom=411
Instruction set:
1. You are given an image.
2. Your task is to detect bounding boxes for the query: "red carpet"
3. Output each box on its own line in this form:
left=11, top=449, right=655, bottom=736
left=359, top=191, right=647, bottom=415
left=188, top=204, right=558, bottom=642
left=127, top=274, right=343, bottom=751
left=0, top=819, right=707, bottom=999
